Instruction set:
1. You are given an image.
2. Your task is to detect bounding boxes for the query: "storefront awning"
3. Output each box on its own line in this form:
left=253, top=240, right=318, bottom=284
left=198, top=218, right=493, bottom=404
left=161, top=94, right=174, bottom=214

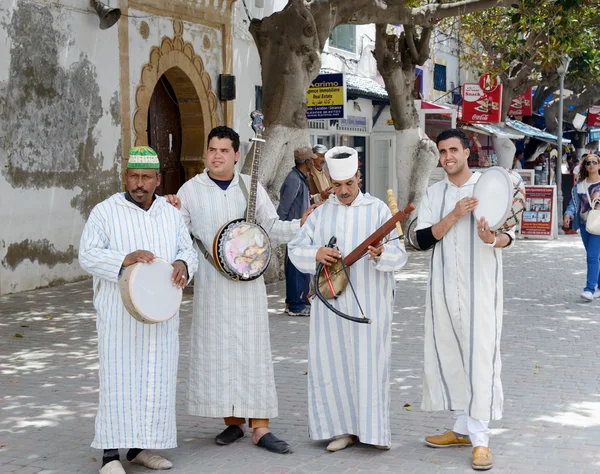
left=462, top=123, right=524, bottom=140
left=419, top=100, right=452, bottom=110
left=505, top=119, right=571, bottom=144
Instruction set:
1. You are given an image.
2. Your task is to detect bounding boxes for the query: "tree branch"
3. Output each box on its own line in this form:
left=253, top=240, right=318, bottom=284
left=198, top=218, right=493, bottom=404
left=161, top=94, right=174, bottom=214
left=332, top=0, right=512, bottom=28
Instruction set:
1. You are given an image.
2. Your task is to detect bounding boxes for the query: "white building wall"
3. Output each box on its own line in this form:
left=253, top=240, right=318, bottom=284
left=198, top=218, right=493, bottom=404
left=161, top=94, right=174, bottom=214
left=0, top=0, right=121, bottom=295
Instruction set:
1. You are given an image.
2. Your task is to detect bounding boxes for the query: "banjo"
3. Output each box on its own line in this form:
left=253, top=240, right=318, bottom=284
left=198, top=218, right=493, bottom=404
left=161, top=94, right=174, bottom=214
left=210, top=111, right=272, bottom=281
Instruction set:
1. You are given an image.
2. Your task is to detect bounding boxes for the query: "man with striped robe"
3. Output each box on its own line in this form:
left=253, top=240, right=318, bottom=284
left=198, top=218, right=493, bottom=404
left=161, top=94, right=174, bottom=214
left=167, top=126, right=315, bottom=454
left=80, top=147, right=198, bottom=474
left=415, top=129, right=515, bottom=471
left=288, top=146, right=407, bottom=451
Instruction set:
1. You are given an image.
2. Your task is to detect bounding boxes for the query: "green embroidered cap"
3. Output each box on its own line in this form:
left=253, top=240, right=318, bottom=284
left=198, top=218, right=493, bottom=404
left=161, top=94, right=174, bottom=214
left=128, top=146, right=160, bottom=169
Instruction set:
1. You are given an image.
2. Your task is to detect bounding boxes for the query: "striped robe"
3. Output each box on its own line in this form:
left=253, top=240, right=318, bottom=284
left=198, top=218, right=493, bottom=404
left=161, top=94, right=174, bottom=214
left=79, top=193, right=198, bottom=449
left=288, top=192, right=407, bottom=446
left=177, top=171, right=299, bottom=419
left=417, top=173, right=514, bottom=421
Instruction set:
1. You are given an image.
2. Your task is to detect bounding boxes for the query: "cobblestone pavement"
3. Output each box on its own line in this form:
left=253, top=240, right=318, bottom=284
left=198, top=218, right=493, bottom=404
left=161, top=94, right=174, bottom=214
left=2, top=236, right=600, bottom=474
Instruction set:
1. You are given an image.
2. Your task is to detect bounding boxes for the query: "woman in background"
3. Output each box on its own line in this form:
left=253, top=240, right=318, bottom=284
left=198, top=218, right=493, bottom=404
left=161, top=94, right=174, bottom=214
left=564, top=153, right=600, bottom=301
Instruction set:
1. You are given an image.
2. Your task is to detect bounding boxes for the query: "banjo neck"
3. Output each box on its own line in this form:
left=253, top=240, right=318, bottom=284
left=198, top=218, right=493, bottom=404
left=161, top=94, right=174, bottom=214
left=343, top=203, right=415, bottom=266
left=247, top=134, right=264, bottom=224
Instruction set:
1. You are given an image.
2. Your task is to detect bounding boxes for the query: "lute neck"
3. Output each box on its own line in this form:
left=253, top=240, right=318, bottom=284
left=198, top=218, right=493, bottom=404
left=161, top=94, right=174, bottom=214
left=246, top=134, right=263, bottom=224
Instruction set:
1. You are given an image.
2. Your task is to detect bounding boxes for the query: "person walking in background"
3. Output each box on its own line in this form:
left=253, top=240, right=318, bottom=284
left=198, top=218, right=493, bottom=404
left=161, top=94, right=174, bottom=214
left=563, top=153, right=600, bottom=301
left=278, top=146, right=314, bottom=316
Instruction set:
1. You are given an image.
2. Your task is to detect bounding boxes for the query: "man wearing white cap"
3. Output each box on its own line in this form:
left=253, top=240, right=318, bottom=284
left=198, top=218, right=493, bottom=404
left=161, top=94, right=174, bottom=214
left=288, top=146, right=408, bottom=452
left=80, top=146, right=198, bottom=473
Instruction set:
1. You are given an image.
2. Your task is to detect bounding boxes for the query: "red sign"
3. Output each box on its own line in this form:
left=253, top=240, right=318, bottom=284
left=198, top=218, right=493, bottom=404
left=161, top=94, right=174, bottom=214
left=507, top=88, right=533, bottom=117
left=462, top=83, right=503, bottom=123
left=588, top=106, right=600, bottom=127
left=479, top=73, right=499, bottom=93
left=520, top=186, right=554, bottom=237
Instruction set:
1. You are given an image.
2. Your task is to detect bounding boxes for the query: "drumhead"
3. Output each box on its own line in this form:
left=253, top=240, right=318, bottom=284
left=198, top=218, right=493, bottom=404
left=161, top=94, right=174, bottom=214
left=473, top=167, right=513, bottom=231
left=123, top=258, right=182, bottom=323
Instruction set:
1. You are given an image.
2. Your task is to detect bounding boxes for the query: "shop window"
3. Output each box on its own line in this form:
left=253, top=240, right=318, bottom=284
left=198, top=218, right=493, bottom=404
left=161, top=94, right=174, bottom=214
left=329, top=25, right=356, bottom=53
left=433, top=64, right=447, bottom=92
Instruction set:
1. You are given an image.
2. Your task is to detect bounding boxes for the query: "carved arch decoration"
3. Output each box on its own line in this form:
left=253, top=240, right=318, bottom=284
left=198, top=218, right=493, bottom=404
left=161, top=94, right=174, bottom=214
left=132, top=20, right=219, bottom=151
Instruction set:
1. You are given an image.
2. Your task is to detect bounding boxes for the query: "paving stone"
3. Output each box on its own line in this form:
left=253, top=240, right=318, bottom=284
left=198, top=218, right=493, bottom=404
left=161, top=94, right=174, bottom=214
left=1, top=236, right=599, bottom=473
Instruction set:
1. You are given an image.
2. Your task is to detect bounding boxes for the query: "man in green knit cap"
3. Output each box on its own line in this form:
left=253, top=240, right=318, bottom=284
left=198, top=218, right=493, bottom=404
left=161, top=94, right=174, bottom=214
left=80, top=146, right=198, bottom=474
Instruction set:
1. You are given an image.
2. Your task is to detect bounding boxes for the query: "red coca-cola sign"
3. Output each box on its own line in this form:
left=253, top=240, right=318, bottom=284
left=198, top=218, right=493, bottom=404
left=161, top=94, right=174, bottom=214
left=462, top=82, right=503, bottom=123
left=507, top=88, right=533, bottom=117
left=588, top=106, right=600, bottom=127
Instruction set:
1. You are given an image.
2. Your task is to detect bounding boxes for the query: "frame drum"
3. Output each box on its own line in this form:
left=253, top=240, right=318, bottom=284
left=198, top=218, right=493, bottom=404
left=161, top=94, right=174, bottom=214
left=473, top=167, right=524, bottom=231
left=120, top=258, right=182, bottom=324
left=473, top=166, right=513, bottom=231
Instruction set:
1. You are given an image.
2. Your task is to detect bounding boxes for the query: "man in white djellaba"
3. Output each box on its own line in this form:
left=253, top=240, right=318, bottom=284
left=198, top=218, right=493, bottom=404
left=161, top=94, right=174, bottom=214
left=79, top=147, right=198, bottom=474
left=415, top=128, right=515, bottom=471
left=288, top=146, right=408, bottom=452
left=166, top=126, right=316, bottom=454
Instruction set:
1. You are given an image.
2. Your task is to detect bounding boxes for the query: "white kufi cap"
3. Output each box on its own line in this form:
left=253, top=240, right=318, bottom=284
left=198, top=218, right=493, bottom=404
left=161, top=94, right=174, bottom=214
left=325, top=146, right=359, bottom=181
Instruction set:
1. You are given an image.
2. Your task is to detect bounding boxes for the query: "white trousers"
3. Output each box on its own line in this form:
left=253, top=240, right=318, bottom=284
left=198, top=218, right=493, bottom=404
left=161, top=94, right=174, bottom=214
left=453, top=411, right=490, bottom=448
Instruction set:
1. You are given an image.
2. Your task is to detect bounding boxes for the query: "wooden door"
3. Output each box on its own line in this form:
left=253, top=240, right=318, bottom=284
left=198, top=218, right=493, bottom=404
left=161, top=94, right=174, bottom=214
left=147, top=75, right=185, bottom=195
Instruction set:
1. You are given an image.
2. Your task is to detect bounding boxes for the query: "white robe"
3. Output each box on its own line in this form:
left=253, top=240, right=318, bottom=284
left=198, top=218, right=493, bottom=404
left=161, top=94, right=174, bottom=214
left=177, top=170, right=300, bottom=419
left=288, top=192, right=407, bottom=446
left=417, top=173, right=514, bottom=421
left=79, top=193, right=198, bottom=449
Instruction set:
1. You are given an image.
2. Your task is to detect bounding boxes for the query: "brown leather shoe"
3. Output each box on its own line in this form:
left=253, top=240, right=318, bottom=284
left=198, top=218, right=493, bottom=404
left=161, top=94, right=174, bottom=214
left=424, top=430, right=472, bottom=448
left=472, top=446, right=493, bottom=470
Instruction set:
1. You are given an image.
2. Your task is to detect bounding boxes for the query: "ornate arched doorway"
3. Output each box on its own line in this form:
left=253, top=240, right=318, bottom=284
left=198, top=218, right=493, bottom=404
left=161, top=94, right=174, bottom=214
left=132, top=20, right=220, bottom=190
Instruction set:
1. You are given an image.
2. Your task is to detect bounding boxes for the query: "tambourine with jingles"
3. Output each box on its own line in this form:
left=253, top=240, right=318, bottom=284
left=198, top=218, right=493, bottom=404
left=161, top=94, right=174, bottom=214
left=314, top=200, right=415, bottom=324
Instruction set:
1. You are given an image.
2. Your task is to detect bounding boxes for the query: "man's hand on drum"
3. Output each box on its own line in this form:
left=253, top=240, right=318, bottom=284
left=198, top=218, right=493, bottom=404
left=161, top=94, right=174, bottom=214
left=316, top=247, right=341, bottom=266
left=301, top=202, right=323, bottom=226
left=453, top=197, right=479, bottom=219
left=171, top=260, right=189, bottom=288
left=367, top=241, right=384, bottom=260
left=476, top=217, right=496, bottom=245
left=164, top=194, right=182, bottom=210
left=123, top=250, right=155, bottom=267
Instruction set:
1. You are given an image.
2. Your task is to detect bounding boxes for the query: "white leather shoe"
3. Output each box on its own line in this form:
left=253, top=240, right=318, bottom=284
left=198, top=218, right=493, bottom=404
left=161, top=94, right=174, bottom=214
left=131, top=450, right=173, bottom=470
left=99, top=460, right=126, bottom=474
left=326, top=435, right=356, bottom=452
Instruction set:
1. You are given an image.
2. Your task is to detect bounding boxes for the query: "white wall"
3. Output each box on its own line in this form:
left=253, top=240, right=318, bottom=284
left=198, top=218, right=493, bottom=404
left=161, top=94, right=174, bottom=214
left=0, top=1, right=121, bottom=295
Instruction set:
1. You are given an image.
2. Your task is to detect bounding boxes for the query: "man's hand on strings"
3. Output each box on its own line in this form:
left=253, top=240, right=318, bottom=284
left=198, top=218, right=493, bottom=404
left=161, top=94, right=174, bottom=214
left=367, top=241, right=384, bottom=260
left=316, top=247, right=341, bottom=266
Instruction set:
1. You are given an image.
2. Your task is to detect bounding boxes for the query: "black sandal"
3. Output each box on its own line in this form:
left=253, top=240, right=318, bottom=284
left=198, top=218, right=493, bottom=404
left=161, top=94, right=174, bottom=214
left=256, top=432, right=292, bottom=454
left=215, top=425, right=244, bottom=445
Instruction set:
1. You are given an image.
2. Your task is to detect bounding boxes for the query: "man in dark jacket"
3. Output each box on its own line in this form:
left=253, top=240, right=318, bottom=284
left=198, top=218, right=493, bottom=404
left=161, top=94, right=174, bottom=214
left=277, top=146, right=313, bottom=316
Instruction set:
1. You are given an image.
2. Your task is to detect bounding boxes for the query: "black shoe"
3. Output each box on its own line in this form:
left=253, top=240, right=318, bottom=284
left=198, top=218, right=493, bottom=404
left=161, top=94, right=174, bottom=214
left=215, top=425, right=245, bottom=445
left=256, top=432, right=292, bottom=454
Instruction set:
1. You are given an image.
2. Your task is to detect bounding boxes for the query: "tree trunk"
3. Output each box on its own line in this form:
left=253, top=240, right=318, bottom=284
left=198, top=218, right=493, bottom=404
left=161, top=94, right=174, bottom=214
left=373, top=25, right=438, bottom=214
left=247, top=1, right=322, bottom=196
left=492, top=136, right=515, bottom=168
